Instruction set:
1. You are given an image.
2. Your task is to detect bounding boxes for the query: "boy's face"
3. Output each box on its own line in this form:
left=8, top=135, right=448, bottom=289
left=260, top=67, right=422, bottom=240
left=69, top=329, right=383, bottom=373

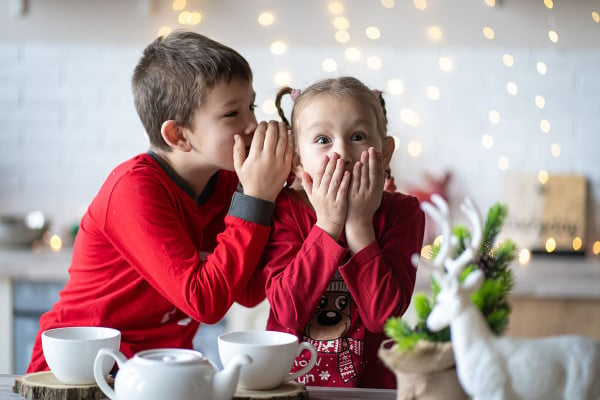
left=187, top=77, right=257, bottom=171
left=294, top=94, right=389, bottom=180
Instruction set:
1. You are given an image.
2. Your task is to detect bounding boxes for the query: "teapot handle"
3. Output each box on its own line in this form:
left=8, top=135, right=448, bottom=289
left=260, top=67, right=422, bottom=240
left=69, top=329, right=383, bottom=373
left=94, top=348, right=127, bottom=400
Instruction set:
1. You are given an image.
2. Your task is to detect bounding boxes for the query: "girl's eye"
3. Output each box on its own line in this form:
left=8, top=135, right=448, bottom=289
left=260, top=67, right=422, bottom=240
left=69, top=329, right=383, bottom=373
left=224, top=111, right=238, bottom=118
left=315, top=136, right=330, bottom=144
left=351, top=132, right=366, bottom=141
left=250, top=104, right=257, bottom=111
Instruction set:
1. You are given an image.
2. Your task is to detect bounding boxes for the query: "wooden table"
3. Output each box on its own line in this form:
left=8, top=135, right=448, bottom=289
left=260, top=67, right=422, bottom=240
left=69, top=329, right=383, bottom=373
left=0, top=374, right=395, bottom=400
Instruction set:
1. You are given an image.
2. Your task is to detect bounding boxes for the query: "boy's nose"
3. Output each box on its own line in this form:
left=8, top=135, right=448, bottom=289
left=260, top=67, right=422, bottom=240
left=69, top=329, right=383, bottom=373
left=242, top=117, right=258, bottom=137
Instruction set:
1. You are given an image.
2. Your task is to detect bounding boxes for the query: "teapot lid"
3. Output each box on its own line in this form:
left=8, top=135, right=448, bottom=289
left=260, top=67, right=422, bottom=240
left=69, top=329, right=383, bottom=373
left=135, top=348, right=209, bottom=365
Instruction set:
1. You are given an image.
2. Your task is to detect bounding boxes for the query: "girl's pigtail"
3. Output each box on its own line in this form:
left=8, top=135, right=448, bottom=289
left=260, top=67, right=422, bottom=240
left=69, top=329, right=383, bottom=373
left=373, top=89, right=388, bottom=125
left=275, top=87, right=293, bottom=127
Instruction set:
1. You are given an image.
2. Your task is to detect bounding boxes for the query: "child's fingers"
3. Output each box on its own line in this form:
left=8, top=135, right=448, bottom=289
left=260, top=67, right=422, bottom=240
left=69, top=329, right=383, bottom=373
left=336, top=170, right=351, bottom=203
left=319, top=153, right=340, bottom=190
left=272, top=122, right=289, bottom=157
left=232, top=135, right=246, bottom=172
left=248, top=121, right=267, bottom=156
left=261, top=120, right=279, bottom=155
left=283, top=129, right=295, bottom=165
left=301, top=171, right=313, bottom=194
left=369, top=147, right=385, bottom=189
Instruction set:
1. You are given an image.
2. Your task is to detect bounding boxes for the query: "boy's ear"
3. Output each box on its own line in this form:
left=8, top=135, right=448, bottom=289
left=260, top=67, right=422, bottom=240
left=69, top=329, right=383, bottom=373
left=161, top=120, right=192, bottom=151
left=382, top=136, right=395, bottom=167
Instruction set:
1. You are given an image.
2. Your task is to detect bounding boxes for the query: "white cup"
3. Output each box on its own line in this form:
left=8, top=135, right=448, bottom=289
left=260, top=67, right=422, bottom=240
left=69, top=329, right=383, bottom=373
left=218, top=330, right=317, bottom=390
left=42, top=326, right=121, bottom=385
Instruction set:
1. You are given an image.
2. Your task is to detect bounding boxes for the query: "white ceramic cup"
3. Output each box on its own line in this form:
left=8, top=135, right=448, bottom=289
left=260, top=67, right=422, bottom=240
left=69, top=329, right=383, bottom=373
left=42, top=326, right=121, bottom=385
left=218, top=330, right=317, bottom=390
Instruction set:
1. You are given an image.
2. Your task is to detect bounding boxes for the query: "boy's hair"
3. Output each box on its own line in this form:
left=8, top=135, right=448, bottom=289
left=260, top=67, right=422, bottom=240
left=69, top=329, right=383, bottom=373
left=275, top=76, right=388, bottom=140
left=132, top=30, right=253, bottom=151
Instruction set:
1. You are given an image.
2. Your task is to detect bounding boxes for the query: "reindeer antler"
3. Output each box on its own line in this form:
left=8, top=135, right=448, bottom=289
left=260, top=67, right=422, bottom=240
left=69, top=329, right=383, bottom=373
left=413, top=195, right=483, bottom=279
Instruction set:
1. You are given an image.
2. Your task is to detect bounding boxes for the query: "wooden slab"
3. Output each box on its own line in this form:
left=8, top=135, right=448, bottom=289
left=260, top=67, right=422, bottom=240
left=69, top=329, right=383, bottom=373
left=13, top=371, right=107, bottom=400
left=234, top=381, right=307, bottom=400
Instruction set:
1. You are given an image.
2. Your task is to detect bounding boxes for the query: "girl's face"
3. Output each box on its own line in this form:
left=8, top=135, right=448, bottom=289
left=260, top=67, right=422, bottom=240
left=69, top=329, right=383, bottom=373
left=293, top=94, right=393, bottom=180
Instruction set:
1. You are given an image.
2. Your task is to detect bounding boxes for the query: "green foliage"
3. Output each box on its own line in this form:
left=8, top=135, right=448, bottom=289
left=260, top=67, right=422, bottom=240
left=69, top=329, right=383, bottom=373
left=384, top=202, right=516, bottom=351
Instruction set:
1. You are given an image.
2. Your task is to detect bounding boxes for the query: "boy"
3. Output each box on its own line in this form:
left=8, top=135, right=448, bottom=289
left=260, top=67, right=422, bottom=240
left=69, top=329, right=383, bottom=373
left=27, top=30, right=293, bottom=372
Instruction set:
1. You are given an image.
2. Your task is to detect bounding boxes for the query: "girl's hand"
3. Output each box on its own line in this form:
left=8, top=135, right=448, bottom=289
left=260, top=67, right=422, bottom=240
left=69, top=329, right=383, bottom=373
left=234, top=121, right=294, bottom=202
left=302, top=153, right=350, bottom=241
left=345, top=147, right=385, bottom=253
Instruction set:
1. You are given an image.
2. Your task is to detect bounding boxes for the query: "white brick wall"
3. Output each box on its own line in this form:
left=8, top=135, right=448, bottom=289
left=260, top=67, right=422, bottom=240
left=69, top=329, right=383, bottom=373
left=0, top=43, right=599, bottom=251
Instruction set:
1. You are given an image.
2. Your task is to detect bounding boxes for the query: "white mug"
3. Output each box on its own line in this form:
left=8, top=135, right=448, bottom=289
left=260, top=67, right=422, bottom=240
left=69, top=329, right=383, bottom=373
left=42, top=326, right=121, bottom=385
left=218, top=330, right=317, bottom=390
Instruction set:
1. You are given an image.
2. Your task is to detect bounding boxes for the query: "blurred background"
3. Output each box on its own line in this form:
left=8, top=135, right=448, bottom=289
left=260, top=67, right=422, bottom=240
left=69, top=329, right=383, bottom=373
left=0, top=0, right=599, bottom=374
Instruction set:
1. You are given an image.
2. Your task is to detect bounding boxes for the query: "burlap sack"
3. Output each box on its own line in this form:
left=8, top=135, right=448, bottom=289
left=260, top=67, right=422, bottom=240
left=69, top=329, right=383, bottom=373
left=378, top=339, right=469, bottom=400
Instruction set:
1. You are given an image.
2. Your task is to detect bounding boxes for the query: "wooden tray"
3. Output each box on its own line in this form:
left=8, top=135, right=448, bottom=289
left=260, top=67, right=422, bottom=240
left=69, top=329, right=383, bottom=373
left=234, top=381, right=307, bottom=399
left=13, top=371, right=107, bottom=400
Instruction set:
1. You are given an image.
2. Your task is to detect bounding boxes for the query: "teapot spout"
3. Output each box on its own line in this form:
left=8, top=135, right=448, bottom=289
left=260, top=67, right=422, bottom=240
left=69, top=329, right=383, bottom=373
left=212, top=354, right=251, bottom=400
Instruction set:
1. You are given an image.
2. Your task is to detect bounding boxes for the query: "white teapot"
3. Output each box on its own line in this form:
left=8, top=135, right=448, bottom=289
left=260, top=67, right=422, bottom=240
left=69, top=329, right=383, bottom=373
left=94, top=348, right=250, bottom=400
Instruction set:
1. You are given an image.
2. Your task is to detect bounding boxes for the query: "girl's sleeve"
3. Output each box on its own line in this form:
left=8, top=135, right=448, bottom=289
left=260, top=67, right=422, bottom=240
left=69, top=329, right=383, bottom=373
left=339, top=195, right=425, bottom=332
left=262, top=200, right=348, bottom=333
left=100, top=171, right=273, bottom=324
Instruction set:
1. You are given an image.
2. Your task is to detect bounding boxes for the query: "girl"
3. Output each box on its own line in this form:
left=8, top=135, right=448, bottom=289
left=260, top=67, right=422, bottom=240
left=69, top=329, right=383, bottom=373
left=262, top=76, right=425, bottom=388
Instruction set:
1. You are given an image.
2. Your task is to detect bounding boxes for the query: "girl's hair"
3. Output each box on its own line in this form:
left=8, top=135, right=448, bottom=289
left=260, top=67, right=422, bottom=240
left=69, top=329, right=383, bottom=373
left=132, top=30, right=253, bottom=151
left=275, top=76, right=388, bottom=139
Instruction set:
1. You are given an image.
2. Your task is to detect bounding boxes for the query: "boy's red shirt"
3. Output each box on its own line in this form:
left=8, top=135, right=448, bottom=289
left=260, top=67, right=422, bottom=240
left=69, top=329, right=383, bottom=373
left=28, top=153, right=270, bottom=372
left=262, top=188, right=425, bottom=389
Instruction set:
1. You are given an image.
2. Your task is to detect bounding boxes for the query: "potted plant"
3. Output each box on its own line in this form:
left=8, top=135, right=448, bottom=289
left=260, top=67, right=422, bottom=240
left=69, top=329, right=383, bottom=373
left=379, top=199, right=516, bottom=399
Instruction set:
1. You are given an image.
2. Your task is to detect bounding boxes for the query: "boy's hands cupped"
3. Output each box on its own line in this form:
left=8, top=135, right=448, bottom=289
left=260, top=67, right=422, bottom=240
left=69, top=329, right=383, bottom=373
left=234, top=121, right=294, bottom=202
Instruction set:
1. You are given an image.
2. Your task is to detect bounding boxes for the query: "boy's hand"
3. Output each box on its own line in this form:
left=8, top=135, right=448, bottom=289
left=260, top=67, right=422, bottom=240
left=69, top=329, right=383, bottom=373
left=234, top=121, right=294, bottom=202
left=302, top=153, right=350, bottom=241
left=345, top=147, right=385, bottom=253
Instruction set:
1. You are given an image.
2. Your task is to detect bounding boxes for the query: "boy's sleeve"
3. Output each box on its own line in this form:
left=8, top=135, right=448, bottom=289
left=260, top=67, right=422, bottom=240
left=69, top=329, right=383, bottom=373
left=101, top=172, right=274, bottom=324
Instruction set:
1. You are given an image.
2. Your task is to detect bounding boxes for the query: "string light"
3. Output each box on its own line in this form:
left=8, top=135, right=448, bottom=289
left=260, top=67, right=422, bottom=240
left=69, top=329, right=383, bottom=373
left=489, top=110, right=501, bottom=124
left=328, top=1, right=344, bottom=14
left=483, top=26, right=495, bottom=40
left=333, top=16, right=350, bottom=30
left=258, top=12, right=275, bottom=26
left=506, top=81, right=518, bottom=95
left=399, top=108, right=421, bottom=127
left=545, top=237, right=557, bottom=253
left=482, top=134, right=494, bottom=149
left=365, top=26, right=381, bottom=40
left=367, top=56, right=382, bottom=70
left=381, top=0, right=395, bottom=8
left=536, top=61, right=548, bottom=75
left=322, top=58, right=338, bottom=72
left=386, top=79, right=404, bottom=95
left=535, top=95, right=546, bottom=109
left=172, top=0, right=186, bottom=11
left=540, top=119, right=551, bottom=133
left=518, top=248, right=531, bottom=265
left=498, top=156, right=509, bottom=170
left=407, top=141, right=423, bottom=157
left=335, top=30, right=351, bottom=43
left=426, top=85, right=440, bottom=100
left=438, top=56, right=453, bottom=71
left=427, top=26, right=443, bottom=41
left=538, top=169, right=549, bottom=184
left=502, top=54, right=514, bottom=67
left=551, top=143, right=561, bottom=157
left=345, top=47, right=361, bottom=61
left=548, top=30, right=559, bottom=43
left=413, top=0, right=427, bottom=10
left=270, top=41, right=287, bottom=55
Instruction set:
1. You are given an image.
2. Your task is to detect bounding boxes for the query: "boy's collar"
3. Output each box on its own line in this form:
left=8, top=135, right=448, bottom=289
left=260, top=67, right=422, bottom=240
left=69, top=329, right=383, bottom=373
left=147, top=150, right=218, bottom=205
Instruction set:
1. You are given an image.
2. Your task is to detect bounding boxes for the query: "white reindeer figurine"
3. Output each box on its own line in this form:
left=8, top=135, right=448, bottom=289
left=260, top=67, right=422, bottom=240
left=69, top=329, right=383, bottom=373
left=418, top=194, right=600, bottom=400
